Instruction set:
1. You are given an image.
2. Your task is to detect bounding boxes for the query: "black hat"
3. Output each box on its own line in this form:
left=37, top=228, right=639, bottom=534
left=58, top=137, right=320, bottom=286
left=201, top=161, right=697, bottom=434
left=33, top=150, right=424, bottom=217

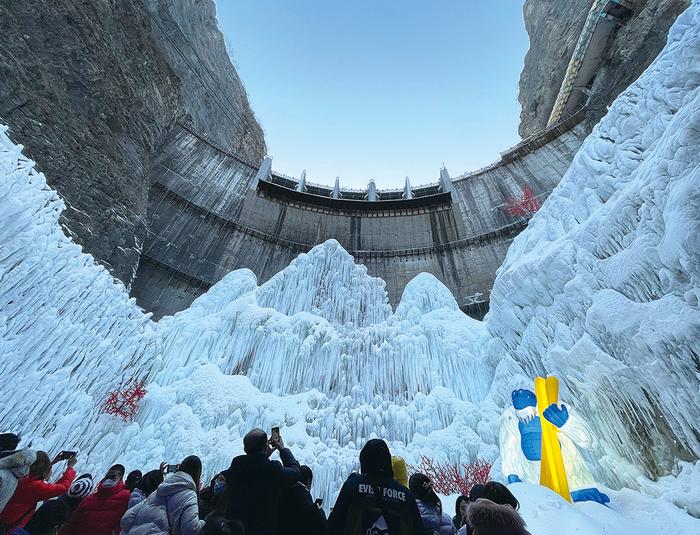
left=0, top=433, right=21, bottom=451
left=359, top=439, right=393, bottom=477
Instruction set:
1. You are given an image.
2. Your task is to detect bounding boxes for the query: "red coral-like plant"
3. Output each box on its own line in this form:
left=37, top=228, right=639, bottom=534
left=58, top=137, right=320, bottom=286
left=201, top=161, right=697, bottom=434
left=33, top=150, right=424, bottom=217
left=102, top=379, right=147, bottom=422
left=407, top=455, right=492, bottom=496
left=505, top=186, right=541, bottom=218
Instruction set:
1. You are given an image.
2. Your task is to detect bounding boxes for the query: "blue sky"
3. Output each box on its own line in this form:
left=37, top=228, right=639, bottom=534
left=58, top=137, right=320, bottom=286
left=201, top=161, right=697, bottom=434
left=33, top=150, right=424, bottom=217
left=215, top=1, right=528, bottom=188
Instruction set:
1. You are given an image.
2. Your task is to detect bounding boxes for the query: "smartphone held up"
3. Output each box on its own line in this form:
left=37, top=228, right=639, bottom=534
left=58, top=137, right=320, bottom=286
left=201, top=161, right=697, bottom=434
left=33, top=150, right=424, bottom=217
left=165, top=464, right=179, bottom=474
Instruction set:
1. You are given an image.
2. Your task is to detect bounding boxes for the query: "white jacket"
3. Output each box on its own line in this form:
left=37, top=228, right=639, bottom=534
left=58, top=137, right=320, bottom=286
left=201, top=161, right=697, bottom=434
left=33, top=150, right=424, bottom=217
left=0, top=449, right=36, bottom=513
left=120, top=471, right=205, bottom=535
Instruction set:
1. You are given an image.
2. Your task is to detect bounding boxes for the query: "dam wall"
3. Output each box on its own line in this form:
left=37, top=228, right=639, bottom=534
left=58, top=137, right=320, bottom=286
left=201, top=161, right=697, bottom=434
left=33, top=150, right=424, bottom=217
left=131, top=112, right=588, bottom=320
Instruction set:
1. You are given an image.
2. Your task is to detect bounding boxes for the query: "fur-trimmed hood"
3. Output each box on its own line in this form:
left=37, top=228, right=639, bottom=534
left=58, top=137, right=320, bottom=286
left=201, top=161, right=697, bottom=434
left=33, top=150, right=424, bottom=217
left=467, top=499, right=532, bottom=535
left=0, top=448, right=36, bottom=478
left=0, top=448, right=38, bottom=515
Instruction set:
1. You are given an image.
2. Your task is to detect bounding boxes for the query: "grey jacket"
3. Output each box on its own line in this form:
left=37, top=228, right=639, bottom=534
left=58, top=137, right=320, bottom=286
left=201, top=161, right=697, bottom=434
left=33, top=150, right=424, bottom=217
left=0, top=448, right=36, bottom=513
left=120, top=471, right=205, bottom=535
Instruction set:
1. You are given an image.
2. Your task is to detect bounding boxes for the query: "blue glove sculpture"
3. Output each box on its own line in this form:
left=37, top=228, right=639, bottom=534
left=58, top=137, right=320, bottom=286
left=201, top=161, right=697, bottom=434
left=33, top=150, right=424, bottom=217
left=571, top=488, right=610, bottom=505
left=543, top=403, right=569, bottom=428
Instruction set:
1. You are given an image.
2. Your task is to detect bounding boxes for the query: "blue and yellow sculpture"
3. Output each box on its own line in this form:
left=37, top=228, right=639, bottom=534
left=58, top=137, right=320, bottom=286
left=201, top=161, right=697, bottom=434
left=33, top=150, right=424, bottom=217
left=499, top=376, right=610, bottom=505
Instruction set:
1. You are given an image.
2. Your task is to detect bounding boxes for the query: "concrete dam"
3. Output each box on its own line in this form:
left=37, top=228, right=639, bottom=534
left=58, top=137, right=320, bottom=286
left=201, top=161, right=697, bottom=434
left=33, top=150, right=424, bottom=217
left=131, top=109, right=587, bottom=320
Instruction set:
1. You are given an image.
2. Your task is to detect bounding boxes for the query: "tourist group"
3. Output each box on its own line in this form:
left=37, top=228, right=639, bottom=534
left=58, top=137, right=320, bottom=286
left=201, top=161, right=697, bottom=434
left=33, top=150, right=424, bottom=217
left=0, top=430, right=530, bottom=534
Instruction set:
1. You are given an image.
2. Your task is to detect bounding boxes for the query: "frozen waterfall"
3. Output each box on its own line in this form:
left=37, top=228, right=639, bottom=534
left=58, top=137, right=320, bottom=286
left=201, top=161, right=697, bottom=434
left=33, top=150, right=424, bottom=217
left=1, top=0, right=699, bottom=522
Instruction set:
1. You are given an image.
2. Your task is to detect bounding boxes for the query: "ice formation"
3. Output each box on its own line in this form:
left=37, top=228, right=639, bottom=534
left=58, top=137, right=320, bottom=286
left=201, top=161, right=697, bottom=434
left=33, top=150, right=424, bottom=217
left=486, top=2, right=700, bottom=489
left=1, top=1, right=699, bottom=530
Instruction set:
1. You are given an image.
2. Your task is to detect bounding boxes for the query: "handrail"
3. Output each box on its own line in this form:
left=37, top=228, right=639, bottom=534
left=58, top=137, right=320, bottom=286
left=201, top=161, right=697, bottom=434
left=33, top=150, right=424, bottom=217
left=150, top=180, right=526, bottom=259
left=453, top=107, right=587, bottom=182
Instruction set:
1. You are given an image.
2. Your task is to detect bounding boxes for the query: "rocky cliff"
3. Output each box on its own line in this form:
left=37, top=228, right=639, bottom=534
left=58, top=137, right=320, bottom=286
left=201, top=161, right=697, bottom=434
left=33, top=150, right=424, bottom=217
left=518, top=0, right=689, bottom=137
left=0, top=0, right=265, bottom=285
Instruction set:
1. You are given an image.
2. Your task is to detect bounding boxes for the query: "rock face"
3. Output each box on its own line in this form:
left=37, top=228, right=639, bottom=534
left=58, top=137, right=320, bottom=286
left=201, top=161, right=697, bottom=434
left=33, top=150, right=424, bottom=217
left=0, top=0, right=265, bottom=285
left=518, top=0, right=591, bottom=137
left=143, top=0, right=266, bottom=159
left=518, top=0, right=689, bottom=137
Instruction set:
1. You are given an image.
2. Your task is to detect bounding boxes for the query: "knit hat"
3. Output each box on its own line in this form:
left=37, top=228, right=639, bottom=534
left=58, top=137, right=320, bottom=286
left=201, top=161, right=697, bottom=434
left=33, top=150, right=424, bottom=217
left=359, top=439, right=393, bottom=478
left=391, top=456, right=408, bottom=487
left=68, top=475, right=94, bottom=499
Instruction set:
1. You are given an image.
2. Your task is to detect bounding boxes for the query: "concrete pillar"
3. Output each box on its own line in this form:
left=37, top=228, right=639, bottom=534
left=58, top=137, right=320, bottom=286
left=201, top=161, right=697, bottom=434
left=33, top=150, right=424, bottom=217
left=251, top=156, right=272, bottom=189
left=295, top=170, right=307, bottom=192
left=403, top=176, right=413, bottom=199
left=439, top=167, right=453, bottom=194
left=332, top=177, right=341, bottom=199
left=367, top=179, right=377, bottom=201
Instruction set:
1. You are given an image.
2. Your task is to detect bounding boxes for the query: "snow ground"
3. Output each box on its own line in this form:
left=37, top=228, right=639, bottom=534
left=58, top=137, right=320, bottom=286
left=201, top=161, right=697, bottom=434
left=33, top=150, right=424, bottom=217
left=0, top=0, right=699, bottom=532
left=442, top=480, right=700, bottom=535
left=509, top=482, right=698, bottom=535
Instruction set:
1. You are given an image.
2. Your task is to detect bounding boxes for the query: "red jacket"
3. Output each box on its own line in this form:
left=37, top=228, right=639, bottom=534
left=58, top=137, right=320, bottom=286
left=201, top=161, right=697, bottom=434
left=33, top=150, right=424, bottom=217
left=59, top=479, right=130, bottom=535
left=0, top=467, right=76, bottom=529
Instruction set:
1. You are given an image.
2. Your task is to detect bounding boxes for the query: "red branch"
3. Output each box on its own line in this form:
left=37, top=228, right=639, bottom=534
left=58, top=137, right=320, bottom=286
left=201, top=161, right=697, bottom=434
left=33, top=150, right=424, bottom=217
left=407, top=455, right=492, bottom=496
left=102, top=379, right=147, bottom=422
left=505, top=186, right=541, bottom=218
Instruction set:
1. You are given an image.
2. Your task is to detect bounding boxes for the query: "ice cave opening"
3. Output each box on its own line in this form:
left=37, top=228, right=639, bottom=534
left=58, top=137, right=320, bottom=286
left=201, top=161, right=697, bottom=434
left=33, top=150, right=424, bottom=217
left=1, top=2, right=700, bottom=534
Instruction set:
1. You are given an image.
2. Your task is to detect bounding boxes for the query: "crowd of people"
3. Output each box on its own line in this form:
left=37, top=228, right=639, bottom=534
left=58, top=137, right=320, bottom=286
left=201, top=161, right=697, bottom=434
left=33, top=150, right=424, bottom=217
left=0, top=431, right=531, bottom=535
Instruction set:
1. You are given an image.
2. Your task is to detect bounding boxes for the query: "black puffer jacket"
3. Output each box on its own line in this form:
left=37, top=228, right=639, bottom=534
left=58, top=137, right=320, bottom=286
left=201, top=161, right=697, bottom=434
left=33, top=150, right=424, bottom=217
left=216, top=449, right=300, bottom=535
left=327, top=473, right=423, bottom=535
left=277, top=482, right=326, bottom=535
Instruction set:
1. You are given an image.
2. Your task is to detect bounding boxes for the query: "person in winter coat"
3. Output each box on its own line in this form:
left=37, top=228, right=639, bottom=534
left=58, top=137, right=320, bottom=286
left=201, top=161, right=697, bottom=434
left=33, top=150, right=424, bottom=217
left=391, top=456, right=409, bottom=488
left=9, top=475, right=95, bottom=535
left=59, top=464, right=130, bottom=535
left=456, top=483, right=520, bottom=535
left=409, top=473, right=455, bottom=535
left=452, top=495, right=469, bottom=531
left=0, top=448, right=37, bottom=515
left=7, top=498, right=70, bottom=535
left=128, top=470, right=164, bottom=510
left=466, top=499, right=531, bottom=535
left=120, top=455, right=205, bottom=535
left=276, top=465, right=326, bottom=535
left=328, top=439, right=424, bottom=535
left=198, top=472, right=226, bottom=520
left=215, top=428, right=300, bottom=535
left=0, top=452, right=76, bottom=531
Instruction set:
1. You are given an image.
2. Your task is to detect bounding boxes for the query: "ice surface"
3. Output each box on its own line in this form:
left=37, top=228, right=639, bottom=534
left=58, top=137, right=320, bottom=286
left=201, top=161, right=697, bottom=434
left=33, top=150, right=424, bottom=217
left=1, top=0, right=699, bottom=529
